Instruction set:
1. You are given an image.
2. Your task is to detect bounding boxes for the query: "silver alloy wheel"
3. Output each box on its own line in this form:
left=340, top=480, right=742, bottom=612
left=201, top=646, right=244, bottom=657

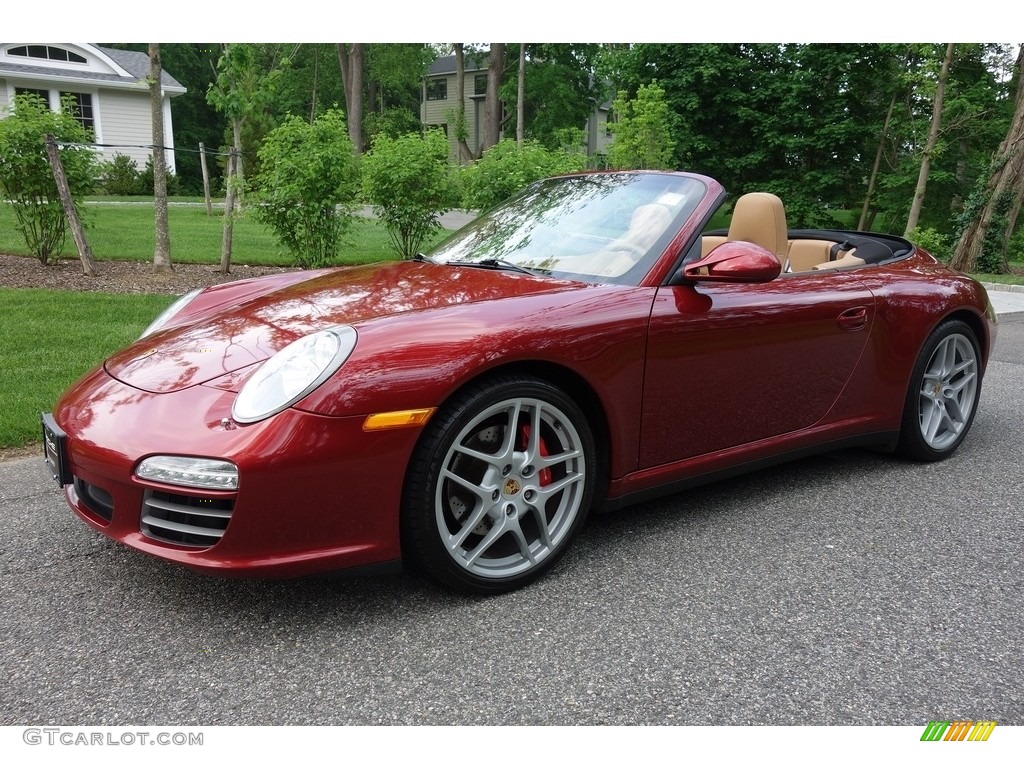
left=434, top=395, right=587, bottom=580
left=917, top=332, right=979, bottom=451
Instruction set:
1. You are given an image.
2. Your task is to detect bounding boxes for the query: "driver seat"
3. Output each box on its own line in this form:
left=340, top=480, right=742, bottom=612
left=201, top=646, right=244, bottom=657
left=726, top=192, right=789, bottom=266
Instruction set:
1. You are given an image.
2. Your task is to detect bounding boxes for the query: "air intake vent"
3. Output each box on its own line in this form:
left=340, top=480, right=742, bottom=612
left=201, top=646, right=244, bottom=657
left=141, top=490, right=234, bottom=548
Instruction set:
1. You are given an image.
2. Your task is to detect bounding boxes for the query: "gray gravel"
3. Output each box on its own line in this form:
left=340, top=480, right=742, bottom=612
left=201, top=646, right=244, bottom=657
left=1, top=318, right=1021, bottom=727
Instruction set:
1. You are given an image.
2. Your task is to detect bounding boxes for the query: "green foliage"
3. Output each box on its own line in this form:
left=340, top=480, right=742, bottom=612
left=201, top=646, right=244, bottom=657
left=0, top=93, right=97, bottom=264
left=139, top=156, right=182, bottom=196
left=98, top=154, right=144, bottom=195
left=905, top=226, right=952, bottom=261
left=362, top=129, right=455, bottom=259
left=607, top=82, right=676, bottom=171
left=364, top=107, right=422, bottom=143
left=252, top=109, right=360, bottom=268
left=460, top=139, right=587, bottom=211
left=502, top=44, right=603, bottom=150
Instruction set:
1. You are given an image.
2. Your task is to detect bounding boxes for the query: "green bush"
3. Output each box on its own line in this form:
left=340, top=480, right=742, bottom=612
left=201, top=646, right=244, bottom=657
left=362, top=129, right=455, bottom=259
left=905, top=226, right=952, bottom=262
left=98, top=153, right=143, bottom=195
left=139, top=156, right=182, bottom=197
left=460, top=139, right=587, bottom=211
left=252, top=109, right=360, bottom=268
left=0, top=93, right=97, bottom=263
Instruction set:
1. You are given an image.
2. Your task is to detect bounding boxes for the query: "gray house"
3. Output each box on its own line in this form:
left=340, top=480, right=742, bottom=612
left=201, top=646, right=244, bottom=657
left=0, top=43, right=186, bottom=174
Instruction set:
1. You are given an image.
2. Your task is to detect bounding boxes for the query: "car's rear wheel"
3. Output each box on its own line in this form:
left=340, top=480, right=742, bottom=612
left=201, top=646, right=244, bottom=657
left=897, top=319, right=981, bottom=461
left=403, top=376, right=595, bottom=593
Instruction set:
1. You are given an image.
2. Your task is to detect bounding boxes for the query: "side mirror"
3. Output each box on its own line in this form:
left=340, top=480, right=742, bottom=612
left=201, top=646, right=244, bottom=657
left=682, top=241, right=782, bottom=283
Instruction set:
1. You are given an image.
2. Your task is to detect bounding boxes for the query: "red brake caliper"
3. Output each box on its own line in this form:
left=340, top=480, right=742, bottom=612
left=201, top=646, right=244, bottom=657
left=517, top=424, right=552, bottom=486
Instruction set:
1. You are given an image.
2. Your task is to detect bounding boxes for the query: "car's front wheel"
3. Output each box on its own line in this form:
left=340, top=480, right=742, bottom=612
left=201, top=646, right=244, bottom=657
left=402, top=376, right=596, bottom=593
left=897, top=319, right=982, bottom=461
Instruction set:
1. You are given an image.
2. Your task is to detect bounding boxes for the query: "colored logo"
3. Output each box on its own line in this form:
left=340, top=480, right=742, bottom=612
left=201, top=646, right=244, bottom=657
left=920, top=721, right=996, bottom=741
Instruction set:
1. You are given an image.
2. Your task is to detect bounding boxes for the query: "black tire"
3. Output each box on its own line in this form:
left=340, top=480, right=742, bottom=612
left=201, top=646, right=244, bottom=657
left=402, top=375, right=596, bottom=593
left=896, top=319, right=982, bottom=461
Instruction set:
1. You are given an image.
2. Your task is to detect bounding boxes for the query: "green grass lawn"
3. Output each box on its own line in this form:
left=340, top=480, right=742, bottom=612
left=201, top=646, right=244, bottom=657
left=0, top=200, right=451, bottom=266
left=0, top=288, right=176, bottom=447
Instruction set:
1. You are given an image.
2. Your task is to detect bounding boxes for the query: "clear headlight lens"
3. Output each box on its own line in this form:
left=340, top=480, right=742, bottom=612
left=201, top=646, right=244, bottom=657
left=232, top=326, right=357, bottom=424
left=139, top=288, right=203, bottom=339
left=136, top=456, right=239, bottom=490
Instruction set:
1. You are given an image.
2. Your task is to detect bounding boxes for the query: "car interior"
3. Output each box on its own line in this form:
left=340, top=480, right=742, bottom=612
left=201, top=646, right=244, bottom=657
left=700, top=192, right=910, bottom=274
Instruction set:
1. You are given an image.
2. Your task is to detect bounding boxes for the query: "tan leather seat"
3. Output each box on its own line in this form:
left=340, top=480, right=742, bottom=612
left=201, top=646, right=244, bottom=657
left=726, top=192, right=788, bottom=262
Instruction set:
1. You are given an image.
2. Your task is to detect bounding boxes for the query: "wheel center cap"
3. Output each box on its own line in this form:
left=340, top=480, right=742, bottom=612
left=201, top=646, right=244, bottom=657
left=503, top=477, right=522, bottom=497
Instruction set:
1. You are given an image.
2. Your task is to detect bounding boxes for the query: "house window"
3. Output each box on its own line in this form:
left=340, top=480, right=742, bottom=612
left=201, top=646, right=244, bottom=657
left=8, top=45, right=87, bottom=64
left=474, top=74, right=488, bottom=96
left=61, top=92, right=95, bottom=133
left=426, top=78, right=447, bottom=101
left=14, top=87, right=51, bottom=107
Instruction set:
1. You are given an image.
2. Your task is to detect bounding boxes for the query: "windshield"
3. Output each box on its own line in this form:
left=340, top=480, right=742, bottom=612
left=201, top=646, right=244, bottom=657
left=429, top=172, right=706, bottom=284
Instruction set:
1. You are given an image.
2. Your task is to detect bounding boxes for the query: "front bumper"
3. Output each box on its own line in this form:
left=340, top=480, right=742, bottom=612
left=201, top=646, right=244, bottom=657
left=49, top=367, right=420, bottom=577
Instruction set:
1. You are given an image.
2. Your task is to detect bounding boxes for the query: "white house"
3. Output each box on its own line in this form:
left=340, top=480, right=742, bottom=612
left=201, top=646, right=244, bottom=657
left=0, top=43, right=186, bottom=174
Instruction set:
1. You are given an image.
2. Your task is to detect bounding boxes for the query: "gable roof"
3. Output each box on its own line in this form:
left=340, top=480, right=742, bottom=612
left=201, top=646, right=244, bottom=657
left=427, top=53, right=489, bottom=77
left=0, top=44, right=185, bottom=94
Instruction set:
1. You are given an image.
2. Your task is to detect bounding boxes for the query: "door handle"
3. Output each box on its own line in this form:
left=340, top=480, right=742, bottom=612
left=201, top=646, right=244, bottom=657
left=837, top=306, right=868, bottom=331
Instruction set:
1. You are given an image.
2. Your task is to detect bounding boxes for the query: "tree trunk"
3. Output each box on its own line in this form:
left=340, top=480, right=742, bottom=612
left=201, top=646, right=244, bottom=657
left=905, top=43, right=955, bottom=236
left=516, top=44, right=525, bottom=146
left=483, top=43, right=505, bottom=152
left=220, top=148, right=237, bottom=274
left=858, top=93, right=896, bottom=231
left=454, top=44, right=475, bottom=163
left=149, top=43, right=171, bottom=273
left=337, top=43, right=364, bottom=153
left=950, top=45, right=1024, bottom=273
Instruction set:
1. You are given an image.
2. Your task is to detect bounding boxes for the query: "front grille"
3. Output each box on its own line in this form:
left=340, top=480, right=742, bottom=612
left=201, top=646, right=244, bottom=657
left=140, top=490, right=235, bottom=548
left=73, top=477, right=114, bottom=522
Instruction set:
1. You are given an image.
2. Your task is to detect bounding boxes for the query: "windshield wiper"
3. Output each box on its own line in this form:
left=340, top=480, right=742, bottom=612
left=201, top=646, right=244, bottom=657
left=446, top=258, right=538, bottom=276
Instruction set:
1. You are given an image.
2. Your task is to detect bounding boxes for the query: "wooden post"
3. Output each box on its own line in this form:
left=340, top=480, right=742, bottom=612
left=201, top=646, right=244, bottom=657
left=199, top=142, right=213, bottom=217
left=44, top=134, right=98, bottom=276
left=220, top=148, right=236, bottom=274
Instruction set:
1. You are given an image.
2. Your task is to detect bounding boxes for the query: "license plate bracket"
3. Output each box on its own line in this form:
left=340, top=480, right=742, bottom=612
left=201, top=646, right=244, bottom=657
left=41, top=413, right=71, bottom=487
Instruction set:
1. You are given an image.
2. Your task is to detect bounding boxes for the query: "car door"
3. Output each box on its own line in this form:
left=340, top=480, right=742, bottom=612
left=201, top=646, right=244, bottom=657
left=639, top=271, right=875, bottom=468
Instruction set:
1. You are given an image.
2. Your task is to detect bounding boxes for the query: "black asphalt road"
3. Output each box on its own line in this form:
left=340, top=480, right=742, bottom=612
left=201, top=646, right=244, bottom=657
left=1, top=317, right=1022, bottom=727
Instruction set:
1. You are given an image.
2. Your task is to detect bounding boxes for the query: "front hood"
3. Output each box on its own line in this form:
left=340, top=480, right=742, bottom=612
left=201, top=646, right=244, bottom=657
left=106, top=260, right=579, bottom=393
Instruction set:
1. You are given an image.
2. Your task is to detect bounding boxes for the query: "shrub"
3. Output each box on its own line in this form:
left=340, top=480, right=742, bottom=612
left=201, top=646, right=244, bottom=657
left=460, top=139, right=587, bottom=211
left=98, top=154, right=143, bottom=195
left=906, top=226, right=952, bottom=262
left=252, top=109, right=360, bottom=268
left=0, top=93, right=97, bottom=263
left=362, top=129, right=455, bottom=259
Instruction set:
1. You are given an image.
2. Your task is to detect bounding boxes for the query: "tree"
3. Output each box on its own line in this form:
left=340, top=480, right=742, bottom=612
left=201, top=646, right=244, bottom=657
left=905, top=43, right=956, bottom=235
left=363, top=129, right=455, bottom=259
left=149, top=43, right=171, bottom=272
left=951, top=46, right=1024, bottom=273
left=0, top=93, right=96, bottom=264
left=207, top=44, right=289, bottom=190
left=503, top=44, right=602, bottom=151
left=101, top=43, right=225, bottom=194
left=607, top=81, right=675, bottom=170
left=337, top=43, right=365, bottom=153
left=483, top=44, right=506, bottom=152
left=252, top=109, right=359, bottom=268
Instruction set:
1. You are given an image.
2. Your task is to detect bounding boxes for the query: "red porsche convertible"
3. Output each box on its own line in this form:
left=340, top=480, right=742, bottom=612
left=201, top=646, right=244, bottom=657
left=43, top=171, right=996, bottom=592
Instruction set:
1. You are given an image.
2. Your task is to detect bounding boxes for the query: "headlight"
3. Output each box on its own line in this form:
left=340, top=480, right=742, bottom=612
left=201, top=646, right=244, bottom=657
left=232, top=326, right=357, bottom=424
left=139, top=288, right=203, bottom=339
left=136, top=456, right=239, bottom=490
